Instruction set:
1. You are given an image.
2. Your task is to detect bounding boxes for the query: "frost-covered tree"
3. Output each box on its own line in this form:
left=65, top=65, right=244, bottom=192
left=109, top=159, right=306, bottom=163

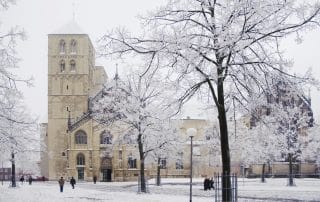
left=0, top=89, right=38, bottom=187
left=302, top=123, right=320, bottom=167
left=99, top=1, right=320, bottom=200
left=92, top=70, right=178, bottom=193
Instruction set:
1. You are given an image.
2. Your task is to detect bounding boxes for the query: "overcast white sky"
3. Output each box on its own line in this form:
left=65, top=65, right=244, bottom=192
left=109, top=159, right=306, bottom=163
left=1, top=0, right=320, bottom=123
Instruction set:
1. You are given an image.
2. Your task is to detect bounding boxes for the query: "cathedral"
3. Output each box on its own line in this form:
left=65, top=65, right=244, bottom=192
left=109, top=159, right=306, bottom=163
left=41, top=22, right=217, bottom=182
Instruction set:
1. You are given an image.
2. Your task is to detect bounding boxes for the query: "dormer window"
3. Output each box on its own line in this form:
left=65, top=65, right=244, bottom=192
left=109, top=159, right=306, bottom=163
left=70, top=60, right=76, bottom=71
left=60, top=60, right=65, bottom=72
left=59, top=39, right=66, bottom=54
left=70, top=39, right=77, bottom=54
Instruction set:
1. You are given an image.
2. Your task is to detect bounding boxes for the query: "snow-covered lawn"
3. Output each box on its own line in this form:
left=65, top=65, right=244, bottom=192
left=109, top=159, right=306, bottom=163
left=0, top=178, right=319, bottom=202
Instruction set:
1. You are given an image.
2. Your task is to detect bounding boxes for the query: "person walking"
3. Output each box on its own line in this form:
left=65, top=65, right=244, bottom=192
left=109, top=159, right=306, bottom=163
left=70, top=177, right=76, bottom=189
left=58, top=177, right=65, bottom=192
left=93, top=175, right=97, bottom=184
left=20, top=176, right=24, bottom=185
left=28, top=176, right=33, bottom=185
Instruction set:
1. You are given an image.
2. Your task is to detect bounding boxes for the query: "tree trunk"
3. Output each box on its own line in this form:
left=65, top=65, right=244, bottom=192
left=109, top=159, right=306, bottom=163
left=138, top=133, right=146, bottom=192
left=216, top=70, right=232, bottom=201
left=288, top=153, right=294, bottom=186
left=261, top=163, right=266, bottom=183
left=156, top=157, right=161, bottom=186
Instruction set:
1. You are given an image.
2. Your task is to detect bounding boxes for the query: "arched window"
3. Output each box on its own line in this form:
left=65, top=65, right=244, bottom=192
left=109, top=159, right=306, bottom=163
left=60, top=60, right=65, bottom=72
left=77, top=153, right=85, bottom=165
left=75, top=130, right=87, bottom=144
left=59, top=39, right=66, bottom=54
left=70, top=60, right=76, bottom=71
left=70, top=39, right=77, bottom=54
left=100, top=131, right=112, bottom=144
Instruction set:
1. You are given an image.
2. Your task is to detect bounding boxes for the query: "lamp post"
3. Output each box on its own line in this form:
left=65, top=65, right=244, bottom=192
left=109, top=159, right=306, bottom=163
left=187, top=128, right=197, bottom=202
left=11, top=151, right=16, bottom=187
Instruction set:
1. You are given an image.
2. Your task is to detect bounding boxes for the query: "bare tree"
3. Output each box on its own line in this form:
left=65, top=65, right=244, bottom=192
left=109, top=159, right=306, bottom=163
left=99, top=1, right=320, bottom=200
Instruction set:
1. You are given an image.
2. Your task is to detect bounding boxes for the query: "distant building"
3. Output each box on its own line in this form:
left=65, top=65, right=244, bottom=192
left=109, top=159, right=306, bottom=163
left=0, top=168, right=12, bottom=181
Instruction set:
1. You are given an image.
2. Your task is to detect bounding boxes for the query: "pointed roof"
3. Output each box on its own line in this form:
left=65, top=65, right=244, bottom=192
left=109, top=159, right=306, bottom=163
left=50, top=21, right=86, bottom=35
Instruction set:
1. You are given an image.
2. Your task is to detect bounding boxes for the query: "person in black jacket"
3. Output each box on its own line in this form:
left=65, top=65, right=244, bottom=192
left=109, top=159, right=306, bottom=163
left=70, top=177, right=76, bottom=189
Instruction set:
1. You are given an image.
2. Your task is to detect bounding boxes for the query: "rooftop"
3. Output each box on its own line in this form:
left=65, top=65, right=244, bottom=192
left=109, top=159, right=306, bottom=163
left=50, top=21, right=86, bottom=35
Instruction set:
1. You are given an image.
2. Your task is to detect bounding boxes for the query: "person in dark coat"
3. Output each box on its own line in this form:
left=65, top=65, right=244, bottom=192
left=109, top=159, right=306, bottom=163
left=28, top=176, right=33, bottom=185
left=93, top=175, right=97, bottom=184
left=70, top=177, right=76, bottom=189
left=204, top=177, right=209, bottom=191
left=20, top=176, right=25, bottom=184
left=58, top=177, right=65, bottom=192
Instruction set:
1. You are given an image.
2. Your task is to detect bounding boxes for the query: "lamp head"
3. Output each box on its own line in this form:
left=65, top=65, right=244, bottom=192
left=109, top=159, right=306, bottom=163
left=187, top=128, right=197, bottom=137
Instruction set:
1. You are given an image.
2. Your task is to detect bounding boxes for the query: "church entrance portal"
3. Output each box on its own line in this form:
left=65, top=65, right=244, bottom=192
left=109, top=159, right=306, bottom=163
left=101, top=157, right=112, bottom=182
left=102, top=169, right=112, bottom=182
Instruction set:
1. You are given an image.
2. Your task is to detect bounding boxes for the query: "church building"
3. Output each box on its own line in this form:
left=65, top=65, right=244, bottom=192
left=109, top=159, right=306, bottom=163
left=42, top=22, right=217, bottom=182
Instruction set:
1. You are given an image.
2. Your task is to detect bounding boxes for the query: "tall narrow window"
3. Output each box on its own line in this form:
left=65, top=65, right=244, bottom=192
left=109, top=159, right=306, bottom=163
left=159, top=158, right=167, bottom=169
left=70, top=39, right=77, bottom=54
left=75, top=130, right=87, bottom=144
left=119, top=150, right=122, bottom=160
left=60, top=60, right=65, bottom=72
left=176, top=152, right=184, bottom=169
left=128, top=154, right=137, bottom=169
left=59, top=39, right=66, bottom=54
left=77, top=153, right=85, bottom=165
left=70, top=60, right=76, bottom=71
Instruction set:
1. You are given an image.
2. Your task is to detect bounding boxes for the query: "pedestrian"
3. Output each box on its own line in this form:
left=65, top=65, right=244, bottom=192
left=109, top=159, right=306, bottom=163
left=28, top=176, right=33, bottom=185
left=20, top=176, right=24, bottom=185
left=204, top=177, right=209, bottom=191
left=93, top=175, right=97, bottom=184
left=70, top=176, right=76, bottom=189
left=58, top=177, right=65, bottom=192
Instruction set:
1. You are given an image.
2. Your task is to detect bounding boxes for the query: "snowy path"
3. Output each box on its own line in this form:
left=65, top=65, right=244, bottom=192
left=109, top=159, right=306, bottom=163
left=0, top=178, right=319, bottom=202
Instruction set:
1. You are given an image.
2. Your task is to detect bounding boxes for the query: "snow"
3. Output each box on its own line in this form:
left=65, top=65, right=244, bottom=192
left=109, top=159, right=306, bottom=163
left=50, top=21, right=86, bottom=35
left=0, top=178, right=319, bottom=202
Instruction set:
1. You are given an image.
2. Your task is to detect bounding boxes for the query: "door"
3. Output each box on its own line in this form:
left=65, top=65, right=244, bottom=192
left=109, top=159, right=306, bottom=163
left=77, top=167, right=84, bottom=180
left=102, top=169, right=112, bottom=182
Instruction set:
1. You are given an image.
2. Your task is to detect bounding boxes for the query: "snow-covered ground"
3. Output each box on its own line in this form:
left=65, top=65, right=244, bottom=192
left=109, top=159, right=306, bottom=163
left=0, top=178, right=319, bottom=202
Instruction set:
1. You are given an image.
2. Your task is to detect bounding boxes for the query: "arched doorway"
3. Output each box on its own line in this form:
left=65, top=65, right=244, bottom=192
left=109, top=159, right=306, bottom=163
left=101, top=157, right=112, bottom=182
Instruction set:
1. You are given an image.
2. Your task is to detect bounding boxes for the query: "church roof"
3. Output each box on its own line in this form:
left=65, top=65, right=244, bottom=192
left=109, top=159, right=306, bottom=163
left=50, top=21, right=86, bottom=35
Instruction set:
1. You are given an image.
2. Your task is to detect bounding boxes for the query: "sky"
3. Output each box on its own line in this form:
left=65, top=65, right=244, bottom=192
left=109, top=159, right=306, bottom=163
left=1, top=0, right=320, bottom=123
left=0, top=178, right=320, bottom=201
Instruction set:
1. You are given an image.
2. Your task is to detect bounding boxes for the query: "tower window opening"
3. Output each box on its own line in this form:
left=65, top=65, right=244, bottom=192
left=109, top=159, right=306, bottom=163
left=60, top=60, right=65, bottom=72
left=70, top=39, right=77, bottom=54
left=59, top=39, right=66, bottom=54
left=70, top=60, right=76, bottom=71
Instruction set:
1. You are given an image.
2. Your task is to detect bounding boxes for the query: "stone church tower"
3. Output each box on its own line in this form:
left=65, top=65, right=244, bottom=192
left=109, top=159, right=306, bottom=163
left=47, top=22, right=106, bottom=180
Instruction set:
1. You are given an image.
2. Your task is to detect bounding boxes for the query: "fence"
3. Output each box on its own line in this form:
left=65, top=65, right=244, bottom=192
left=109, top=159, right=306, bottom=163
left=214, top=174, right=238, bottom=202
left=137, top=175, right=149, bottom=193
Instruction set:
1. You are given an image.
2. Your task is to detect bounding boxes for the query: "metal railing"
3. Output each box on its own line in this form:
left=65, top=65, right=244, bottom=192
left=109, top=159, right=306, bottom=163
left=214, top=173, right=238, bottom=202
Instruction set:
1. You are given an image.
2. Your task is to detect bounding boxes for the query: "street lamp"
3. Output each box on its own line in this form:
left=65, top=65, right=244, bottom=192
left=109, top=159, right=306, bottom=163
left=11, top=151, right=16, bottom=187
left=187, top=128, right=197, bottom=202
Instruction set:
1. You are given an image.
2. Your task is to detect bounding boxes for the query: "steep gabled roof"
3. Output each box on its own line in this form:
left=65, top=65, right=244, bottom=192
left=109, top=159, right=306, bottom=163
left=50, top=21, right=86, bottom=35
